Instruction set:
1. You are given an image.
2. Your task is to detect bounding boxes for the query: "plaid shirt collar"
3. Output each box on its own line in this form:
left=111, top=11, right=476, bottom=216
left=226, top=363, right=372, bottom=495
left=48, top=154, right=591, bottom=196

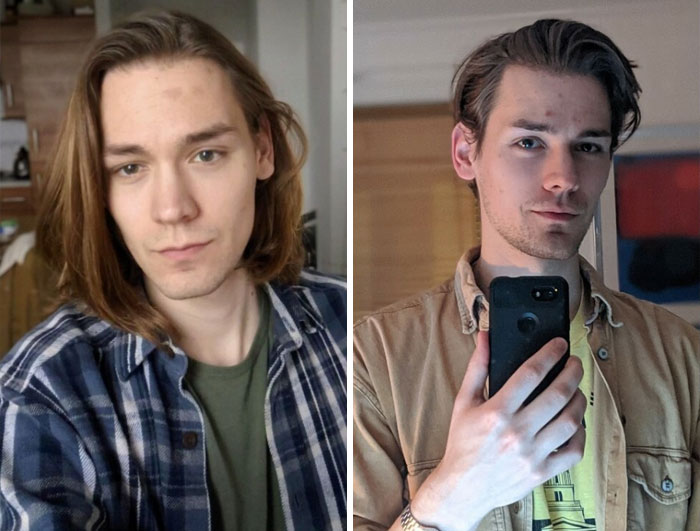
left=114, top=280, right=329, bottom=382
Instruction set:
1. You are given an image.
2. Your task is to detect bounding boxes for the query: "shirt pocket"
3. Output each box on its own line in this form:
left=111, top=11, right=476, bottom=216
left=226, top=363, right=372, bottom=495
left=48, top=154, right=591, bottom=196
left=626, top=449, right=691, bottom=530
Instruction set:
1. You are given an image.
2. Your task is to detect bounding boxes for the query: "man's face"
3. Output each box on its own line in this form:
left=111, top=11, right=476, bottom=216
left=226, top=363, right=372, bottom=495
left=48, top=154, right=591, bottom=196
left=102, top=57, right=273, bottom=301
left=453, top=65, right=612, bottom=262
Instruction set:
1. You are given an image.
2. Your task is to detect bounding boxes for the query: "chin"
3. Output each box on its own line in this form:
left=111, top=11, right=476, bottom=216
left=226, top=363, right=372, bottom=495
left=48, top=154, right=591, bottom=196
left=154, top=283, right=221, bottom=301
left=149, top=270, right=231, bottom=301
left=512, top=233, right=583, bottom=261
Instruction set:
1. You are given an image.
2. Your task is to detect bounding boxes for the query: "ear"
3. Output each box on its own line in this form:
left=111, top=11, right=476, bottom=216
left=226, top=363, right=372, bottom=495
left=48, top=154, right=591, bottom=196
left=254, top=115, right=275, bottom=181
left=451, top=122, right=478, bottom=183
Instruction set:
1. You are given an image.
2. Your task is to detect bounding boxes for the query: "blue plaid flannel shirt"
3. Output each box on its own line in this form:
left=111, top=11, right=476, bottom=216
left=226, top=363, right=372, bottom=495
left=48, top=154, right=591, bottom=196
left=0, top=271, right=346, bottom=530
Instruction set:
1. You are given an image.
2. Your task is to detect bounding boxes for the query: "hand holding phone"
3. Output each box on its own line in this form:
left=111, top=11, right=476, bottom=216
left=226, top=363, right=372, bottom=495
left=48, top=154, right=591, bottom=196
left=409, top=330, right=586, bottom=531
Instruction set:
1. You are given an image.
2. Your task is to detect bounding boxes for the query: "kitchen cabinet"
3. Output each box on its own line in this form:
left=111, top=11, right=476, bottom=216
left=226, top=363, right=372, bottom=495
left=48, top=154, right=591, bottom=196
left=0, top=182, right=33, bottom=216
left=0, top=24, right=25, bottom=119
left=18, top=15, right=95, bottom=205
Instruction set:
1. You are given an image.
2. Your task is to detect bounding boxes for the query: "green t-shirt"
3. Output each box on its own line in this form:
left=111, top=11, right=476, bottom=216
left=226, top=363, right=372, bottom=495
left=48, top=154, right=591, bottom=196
left=532, top=297, right=597, bottom=530
left=184, top=290, right=285, bottom=531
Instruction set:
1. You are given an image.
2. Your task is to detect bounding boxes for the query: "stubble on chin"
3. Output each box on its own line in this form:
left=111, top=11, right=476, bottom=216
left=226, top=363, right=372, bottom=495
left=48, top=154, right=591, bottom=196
left=489, top=209, right=591, bottom=262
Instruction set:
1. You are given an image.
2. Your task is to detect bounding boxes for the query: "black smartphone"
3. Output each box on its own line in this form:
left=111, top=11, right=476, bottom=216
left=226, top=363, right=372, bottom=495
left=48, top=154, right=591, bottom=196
left=488, top=276, right=570, bottom=404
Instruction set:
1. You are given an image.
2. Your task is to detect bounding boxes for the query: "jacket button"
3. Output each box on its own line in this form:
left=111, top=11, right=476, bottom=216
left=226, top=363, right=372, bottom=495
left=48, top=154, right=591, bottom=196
left=183, top=431, right=198, bottom=449
left=597, top=347, right=609, bottom=360
left=661, top=477, right=674, bottom=493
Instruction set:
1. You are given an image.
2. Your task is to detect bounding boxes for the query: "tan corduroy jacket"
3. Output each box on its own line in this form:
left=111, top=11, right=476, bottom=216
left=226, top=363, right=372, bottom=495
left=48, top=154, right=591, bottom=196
left=354, top=249, right=700, bottom=531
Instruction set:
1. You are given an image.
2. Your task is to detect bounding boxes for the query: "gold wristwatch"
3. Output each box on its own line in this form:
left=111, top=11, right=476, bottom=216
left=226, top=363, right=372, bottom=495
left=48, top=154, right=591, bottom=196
left=399, top=504, right=439, bottom=530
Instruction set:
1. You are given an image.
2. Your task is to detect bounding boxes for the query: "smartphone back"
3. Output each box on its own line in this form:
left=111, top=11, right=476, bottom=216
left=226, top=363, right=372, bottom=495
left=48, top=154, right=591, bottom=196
left=488, top=276, right=570, bottom=403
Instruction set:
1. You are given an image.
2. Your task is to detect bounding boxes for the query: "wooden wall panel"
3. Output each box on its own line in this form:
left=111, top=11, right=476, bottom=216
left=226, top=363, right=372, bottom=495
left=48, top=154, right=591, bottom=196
left=354, top=106, right=480, bottom=321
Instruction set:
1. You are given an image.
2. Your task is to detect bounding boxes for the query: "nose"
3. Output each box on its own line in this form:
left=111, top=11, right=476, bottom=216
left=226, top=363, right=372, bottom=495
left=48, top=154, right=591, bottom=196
left=542, top=146, right=580, bottom=195
left=151, top=164, right=199, bottom=224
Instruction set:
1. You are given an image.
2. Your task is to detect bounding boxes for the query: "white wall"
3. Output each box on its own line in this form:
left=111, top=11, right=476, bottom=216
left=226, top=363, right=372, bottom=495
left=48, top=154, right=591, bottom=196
left=354, top=0, right=700, bottom=131
left=254, top=0, right=347, bottom=275
left=306, top=0, right=347, bottom=274
left=98, top=0, right=253, bottom=53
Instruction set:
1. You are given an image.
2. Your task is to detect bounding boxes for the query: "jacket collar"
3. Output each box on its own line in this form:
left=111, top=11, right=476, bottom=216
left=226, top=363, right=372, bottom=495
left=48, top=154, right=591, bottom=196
left=454, top=247, right=624, bottom=335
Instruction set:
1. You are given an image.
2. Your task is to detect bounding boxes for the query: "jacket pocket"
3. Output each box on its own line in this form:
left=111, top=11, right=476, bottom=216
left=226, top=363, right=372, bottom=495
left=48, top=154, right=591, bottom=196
left=626, top=449, right=691, bottom=529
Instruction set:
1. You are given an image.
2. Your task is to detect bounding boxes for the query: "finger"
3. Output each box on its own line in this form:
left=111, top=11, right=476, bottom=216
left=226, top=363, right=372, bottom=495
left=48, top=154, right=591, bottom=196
left=497, top=337, right=569, bottom=414
left=520, top=356, right=584, bottom=435
left=456, top=330, right=490, bottom=407
left=540, top=423, right=586, bottom=482
left=533, top=389, right=587, bottom=460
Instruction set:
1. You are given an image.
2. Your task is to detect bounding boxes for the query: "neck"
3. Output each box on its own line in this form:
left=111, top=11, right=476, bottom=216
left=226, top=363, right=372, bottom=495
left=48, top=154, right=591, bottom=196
left=474, top=243, right=582, bottom=319
left=147, top=269, right=261, bottom=366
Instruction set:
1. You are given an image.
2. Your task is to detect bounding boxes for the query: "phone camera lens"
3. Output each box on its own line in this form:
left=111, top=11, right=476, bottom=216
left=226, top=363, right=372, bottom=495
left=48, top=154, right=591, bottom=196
left=517, top=313, right=539, bottom=334
left=532, top=286, right=558, bottom=301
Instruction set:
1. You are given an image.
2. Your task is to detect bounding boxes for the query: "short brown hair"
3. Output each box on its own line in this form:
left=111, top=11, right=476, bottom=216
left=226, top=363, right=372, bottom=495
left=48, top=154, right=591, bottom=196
left=452, top=19, right=641, bottom=157
left=38, top=10, right=306, bottom=345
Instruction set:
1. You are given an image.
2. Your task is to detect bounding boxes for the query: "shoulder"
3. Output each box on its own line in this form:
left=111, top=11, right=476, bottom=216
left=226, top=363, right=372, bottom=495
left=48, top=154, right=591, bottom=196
left=271, top=269, right=346, bottom=324
left=298, top=269, right=346, bottom=304
left=607, top=289, right=699, bottom=340
left=602, top=289, right=700, bottom=363
left=353, top=277, right=465, bottom=386
left=0, top=304, right=116, bottom=395
left=354, top=277, right=456, bottom=336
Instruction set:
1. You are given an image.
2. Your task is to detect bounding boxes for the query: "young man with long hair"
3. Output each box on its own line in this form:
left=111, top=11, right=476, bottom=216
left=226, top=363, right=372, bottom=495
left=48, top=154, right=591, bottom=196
left=0, top=11, right=345, bottom=530
left=354, top=19, right=699, bottom=531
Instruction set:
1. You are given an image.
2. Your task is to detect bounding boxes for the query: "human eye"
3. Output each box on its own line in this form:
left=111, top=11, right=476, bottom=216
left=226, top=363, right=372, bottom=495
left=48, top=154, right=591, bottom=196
left=577, top=142, right=603, bottom=154
left=113, top=163, right=143, bottom=177
left=192, top=149, right=223, bottom=163
left=516, top=137, right=543, bottom=150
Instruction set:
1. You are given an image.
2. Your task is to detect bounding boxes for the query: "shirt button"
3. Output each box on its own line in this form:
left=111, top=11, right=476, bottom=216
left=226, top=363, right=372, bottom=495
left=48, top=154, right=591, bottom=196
left=512, top=501, right=521, bottom=514
left=183, top=431, right=198, bottom=449
left=661, top=477, right=674, bottom=493
left=597, top=347, right=609, bottom=360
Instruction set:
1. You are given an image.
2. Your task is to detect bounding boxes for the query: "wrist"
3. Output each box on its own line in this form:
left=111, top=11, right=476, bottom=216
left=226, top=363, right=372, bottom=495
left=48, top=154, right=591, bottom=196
left=410, top=468, right=486, bottom=531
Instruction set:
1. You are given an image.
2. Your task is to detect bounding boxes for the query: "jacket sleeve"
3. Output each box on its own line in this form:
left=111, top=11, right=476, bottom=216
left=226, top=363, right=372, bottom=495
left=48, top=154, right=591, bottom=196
left=353, top=322, right=405, bottom=530
left=689, top=415, right=700, bottom=529
left=0, top=385, right=102, bottom=531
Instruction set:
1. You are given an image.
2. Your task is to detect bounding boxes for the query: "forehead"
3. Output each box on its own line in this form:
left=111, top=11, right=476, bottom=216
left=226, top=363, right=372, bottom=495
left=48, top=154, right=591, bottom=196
left=488, top=64, right=611, bottom=129
left=100, top=57, right=247, bottom=142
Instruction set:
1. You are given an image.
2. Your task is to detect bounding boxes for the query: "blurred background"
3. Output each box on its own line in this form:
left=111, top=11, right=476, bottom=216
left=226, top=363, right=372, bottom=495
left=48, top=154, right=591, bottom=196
left=353, top=0, right=700, bottom=327
left=0, top=0, right=347, bottom=355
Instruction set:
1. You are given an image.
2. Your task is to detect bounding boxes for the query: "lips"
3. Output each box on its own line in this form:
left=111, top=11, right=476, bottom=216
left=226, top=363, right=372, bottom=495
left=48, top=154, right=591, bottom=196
left=531, top=205, right=581, bottom=222
left=157, top=241, right=211, bottom=260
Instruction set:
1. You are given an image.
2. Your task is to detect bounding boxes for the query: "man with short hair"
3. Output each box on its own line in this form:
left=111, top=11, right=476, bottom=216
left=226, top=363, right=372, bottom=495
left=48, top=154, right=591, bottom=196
left=0, top=11, right=346, bottom=531
left=354, top=19, right=699, bottom=531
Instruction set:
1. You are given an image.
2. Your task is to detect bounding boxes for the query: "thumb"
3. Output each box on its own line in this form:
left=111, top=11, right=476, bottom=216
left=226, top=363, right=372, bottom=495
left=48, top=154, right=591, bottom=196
left=456, top=330, right=490, bottom=407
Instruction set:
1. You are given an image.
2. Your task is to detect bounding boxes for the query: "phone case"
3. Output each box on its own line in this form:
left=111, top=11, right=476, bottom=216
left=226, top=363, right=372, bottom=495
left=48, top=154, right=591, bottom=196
left=488, top=276, right=570, bottom=404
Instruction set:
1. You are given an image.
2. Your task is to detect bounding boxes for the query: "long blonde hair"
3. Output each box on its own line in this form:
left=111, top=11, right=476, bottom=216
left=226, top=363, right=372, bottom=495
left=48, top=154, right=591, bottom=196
left=38, top=10, right=307, bottom=345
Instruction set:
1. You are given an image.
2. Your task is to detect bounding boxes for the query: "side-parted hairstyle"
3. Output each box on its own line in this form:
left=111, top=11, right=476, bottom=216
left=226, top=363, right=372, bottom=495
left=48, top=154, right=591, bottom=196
left=38, top=10, right=307, bottom=346
left=452, top=18, right=642, bottom=192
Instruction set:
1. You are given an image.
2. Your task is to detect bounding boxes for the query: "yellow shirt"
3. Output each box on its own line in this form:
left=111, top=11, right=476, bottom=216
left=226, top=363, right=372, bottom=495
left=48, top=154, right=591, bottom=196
left=532, top=299, right=597, bottom=530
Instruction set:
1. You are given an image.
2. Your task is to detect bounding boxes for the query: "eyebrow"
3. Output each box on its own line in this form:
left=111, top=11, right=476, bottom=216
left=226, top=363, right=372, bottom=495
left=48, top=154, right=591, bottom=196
left=103, top=123, right=239, bottom=157
left=510, top=119, right=611, bottom=138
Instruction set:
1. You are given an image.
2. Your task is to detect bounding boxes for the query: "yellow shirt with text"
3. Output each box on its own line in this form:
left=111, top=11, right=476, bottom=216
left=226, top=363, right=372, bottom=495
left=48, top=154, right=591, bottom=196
left=532, top=302, right=596, bottom=531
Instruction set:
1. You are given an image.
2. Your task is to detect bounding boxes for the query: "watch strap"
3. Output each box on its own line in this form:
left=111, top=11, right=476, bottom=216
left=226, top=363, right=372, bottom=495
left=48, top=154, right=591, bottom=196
left=399, top=503, right=439, bottom=530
